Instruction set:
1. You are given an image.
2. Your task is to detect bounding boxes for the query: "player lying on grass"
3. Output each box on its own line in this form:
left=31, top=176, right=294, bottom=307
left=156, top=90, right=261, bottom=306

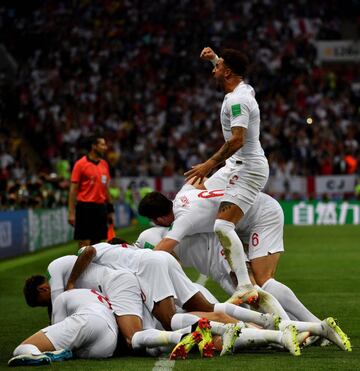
left=66, top=239, right=218, bottom=330
left=9, top=289, right=117, bottom=366
left=25, top=255, right=297, bottom=355
left=65, top=240, right=282, bottom=332
left=22, top=272, right=305, bottom=360
left=10, top=285, right=302, bottom=367
left=66, top=238, right=350, bottom=353
left=22, top=259, right=305, bottom=359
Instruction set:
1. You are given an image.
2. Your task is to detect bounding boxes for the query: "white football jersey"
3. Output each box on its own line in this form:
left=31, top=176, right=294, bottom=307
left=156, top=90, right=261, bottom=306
left=79, top=242, right=142, bottom=273
left=48, top=255, right=117, bottom=303
left=47, top=255, right=138, bottom=304
left=220, top=82, right=265, bottom=162
left=52, top=289, right=117, bottom=335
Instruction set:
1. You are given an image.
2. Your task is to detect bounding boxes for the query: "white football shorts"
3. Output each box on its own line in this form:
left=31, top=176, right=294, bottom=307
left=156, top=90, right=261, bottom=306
left=136, top=250, right=199, bottom=312
left=238, top=202, right=284, bottom=261
left=205, top=158, right=269, bottom=214
left=103, top=269, right=143, bottom=320
left=42, top=313, right=117, bottom=358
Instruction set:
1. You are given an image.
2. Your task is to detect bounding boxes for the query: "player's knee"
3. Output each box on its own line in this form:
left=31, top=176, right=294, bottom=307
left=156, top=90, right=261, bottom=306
left=214, top=219, right=235, bottom=235
left=251, top=259, right=277, bottom=287
left=116, top=316, right=142, bottom=348
left=254, top=271, right=274, bottom=287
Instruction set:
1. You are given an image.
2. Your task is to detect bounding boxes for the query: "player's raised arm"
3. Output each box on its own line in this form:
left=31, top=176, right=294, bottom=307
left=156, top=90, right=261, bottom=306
left=200, top=47, right=219, bottom=65
left=65, top=246, right=96, bottom=290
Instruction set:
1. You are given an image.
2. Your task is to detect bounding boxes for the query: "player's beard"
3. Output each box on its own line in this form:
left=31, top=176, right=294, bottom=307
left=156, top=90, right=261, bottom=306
left=214, top=75, right=225, bottom=92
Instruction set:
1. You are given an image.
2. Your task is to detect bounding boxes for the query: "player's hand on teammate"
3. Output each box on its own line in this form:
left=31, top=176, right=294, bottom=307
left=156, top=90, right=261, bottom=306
left=184, top=160, right=216, bottom=185
left=200, top=47, right=216, bottom=61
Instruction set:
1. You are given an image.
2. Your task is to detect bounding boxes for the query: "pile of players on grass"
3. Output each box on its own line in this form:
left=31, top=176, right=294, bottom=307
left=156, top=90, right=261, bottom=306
left=9, top=185, right=351, bottom=366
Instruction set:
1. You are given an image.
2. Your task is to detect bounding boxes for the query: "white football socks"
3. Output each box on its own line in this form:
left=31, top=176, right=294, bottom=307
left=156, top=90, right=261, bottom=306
left=255, top=285, right=290, bottom=319
left=131, top=329, right=183, bottom=350
left=214, top=302, right=271, bottom=328
left=13, top=344, right=42, bottom=356
left=280, top=320, right=324, bottom=336
left=170, top=313, right=199, bottom=330
left=234, top=328, right=282, bottom=350
left=262, top=278, right=320, bottom=322
left=214, top=219, right=251, bottom=287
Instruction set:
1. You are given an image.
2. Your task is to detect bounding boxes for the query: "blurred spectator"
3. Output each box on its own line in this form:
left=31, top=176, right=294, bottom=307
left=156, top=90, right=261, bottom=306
left=0, top=0, right=358, bottom=207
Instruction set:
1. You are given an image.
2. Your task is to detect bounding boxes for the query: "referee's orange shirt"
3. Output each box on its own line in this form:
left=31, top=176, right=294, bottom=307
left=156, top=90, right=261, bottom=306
left=71, top=156, right=110, bottom=203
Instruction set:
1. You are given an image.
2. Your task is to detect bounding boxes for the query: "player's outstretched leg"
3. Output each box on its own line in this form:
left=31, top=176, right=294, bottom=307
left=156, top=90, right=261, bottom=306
left=279, top=317, right=351, bottom=351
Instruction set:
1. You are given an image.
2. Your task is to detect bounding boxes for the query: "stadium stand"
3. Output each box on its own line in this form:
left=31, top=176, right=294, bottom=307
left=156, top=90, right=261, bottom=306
left=0, top=0, right=359, bottom=208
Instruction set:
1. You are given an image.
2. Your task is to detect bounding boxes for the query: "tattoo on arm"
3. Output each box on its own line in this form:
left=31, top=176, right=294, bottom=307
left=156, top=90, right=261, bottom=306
left=210, top=127, right=245, bottom=164
left=211, top=141, right=232, bottom=163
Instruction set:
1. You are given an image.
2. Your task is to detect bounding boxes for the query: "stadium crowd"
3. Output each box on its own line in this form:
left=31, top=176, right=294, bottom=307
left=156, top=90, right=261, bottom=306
left=0, top=0, right=359, bottom=190
left=1, top=2, right=356, bottom=366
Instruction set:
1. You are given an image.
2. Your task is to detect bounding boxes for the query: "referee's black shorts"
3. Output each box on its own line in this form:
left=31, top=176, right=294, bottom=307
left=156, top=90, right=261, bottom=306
left=74, top=202, right=107, bottom=241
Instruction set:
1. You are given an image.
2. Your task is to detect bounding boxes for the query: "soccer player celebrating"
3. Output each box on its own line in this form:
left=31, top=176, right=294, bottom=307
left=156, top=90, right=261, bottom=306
left=184, top=47, right=269, bottom=305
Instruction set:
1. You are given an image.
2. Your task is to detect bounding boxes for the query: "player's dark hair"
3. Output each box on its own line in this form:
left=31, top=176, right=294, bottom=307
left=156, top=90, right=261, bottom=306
left=222, top=49, right=249, bottom=77
left=23, top=275, right=46, bottom=307
left=108, top=237, right=129, bottom=244
left=138, top=192, right=173, bottom=219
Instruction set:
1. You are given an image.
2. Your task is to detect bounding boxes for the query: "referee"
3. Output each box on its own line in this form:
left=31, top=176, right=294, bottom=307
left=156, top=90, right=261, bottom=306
left=68, top=135, right=113, bottom=248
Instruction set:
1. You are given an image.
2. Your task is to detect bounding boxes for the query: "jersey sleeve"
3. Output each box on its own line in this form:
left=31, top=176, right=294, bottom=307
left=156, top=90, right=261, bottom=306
left=70, top=160, right=82, bottom=183
left=136, top=227, right=168, bottom=249
left=165, top=215, right=195, bottom=242
left=227, top=94, right=251, bottom=129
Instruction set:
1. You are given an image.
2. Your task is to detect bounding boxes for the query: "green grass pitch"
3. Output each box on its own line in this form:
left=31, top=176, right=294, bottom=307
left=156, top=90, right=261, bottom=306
left=0, top=225, right=359, bottom=370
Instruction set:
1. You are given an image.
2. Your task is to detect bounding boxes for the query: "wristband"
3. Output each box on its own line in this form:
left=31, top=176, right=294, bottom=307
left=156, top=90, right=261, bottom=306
left=211, top=55, right=220, bottom=66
